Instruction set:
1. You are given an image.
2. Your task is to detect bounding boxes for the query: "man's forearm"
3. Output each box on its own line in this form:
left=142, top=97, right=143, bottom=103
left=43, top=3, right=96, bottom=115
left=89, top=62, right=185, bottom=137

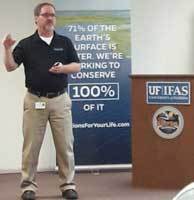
left=3, top=48, right=18, bottom=72
left=61, top=62, right=81, bottom=74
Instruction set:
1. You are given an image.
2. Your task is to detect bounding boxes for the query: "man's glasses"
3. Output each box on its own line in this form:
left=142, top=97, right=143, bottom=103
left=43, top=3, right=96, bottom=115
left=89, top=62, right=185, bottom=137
left=39, top=13, right=56, bottom=18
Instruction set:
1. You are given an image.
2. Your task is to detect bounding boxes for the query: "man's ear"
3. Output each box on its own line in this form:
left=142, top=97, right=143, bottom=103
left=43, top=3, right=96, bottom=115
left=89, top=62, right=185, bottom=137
left=35, top=16, right=38, bottom=24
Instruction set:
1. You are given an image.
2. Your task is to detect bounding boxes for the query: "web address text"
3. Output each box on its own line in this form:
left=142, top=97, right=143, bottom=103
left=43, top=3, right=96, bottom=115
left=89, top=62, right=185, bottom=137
left=73, top=122, right=130, bottom=129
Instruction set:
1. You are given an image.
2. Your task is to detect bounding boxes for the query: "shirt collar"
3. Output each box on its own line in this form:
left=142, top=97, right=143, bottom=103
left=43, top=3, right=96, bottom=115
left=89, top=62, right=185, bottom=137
left=33, top=30, right=57, bottom=42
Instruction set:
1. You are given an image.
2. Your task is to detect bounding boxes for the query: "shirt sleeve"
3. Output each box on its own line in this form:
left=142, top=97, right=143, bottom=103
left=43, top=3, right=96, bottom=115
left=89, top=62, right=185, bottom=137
left=66, top=38, right=80, bottom=63
left=12, top=41, right=24, bottom=66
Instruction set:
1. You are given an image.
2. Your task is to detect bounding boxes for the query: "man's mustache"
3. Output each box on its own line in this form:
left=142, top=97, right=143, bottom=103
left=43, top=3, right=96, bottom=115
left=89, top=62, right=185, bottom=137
left=46, top=20, right=53, bottom=23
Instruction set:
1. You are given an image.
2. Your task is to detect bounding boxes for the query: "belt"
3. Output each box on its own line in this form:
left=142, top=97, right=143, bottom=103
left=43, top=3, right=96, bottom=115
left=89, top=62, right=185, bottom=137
left=28, top=88, right=66, bottom=98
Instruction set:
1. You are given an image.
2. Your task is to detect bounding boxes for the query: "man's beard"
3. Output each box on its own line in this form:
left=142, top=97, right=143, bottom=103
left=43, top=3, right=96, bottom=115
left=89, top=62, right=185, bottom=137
left=44, top=24, right=55, bottom=32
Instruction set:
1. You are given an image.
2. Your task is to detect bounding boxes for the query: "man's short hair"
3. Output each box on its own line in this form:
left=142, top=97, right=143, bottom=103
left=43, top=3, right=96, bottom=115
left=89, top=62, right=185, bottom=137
left=34, top=2, right=56, bottom=16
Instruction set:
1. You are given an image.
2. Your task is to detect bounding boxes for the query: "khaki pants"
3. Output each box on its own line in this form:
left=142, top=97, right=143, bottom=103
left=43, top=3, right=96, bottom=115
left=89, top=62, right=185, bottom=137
left=21, top=92, right=75, bottom=193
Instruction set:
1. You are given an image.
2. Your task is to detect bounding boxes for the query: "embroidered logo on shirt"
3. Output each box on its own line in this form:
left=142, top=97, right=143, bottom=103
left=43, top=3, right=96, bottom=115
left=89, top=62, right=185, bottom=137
left=53, top=48, right=64, bottom=51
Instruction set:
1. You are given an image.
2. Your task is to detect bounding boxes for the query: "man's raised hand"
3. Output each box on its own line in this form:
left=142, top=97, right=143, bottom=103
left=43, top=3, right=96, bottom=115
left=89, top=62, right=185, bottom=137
left=2, top=34, right=16, bottom=49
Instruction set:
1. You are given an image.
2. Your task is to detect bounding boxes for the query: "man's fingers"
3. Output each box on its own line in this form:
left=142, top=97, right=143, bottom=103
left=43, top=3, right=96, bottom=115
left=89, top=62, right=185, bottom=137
left=49, top=66, right=61, bottom=73
left=2, top=34, right=16, bottom=48
left=4, top=34, right=12, bottom=41
left=6, top=34, right=11, bottom=39
left=4, top=34, right=15, bottom=42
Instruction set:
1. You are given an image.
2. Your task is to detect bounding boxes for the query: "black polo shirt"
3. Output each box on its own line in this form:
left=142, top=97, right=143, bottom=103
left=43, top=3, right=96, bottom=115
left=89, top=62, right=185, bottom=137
left=13, top=31, right=80, bottom=92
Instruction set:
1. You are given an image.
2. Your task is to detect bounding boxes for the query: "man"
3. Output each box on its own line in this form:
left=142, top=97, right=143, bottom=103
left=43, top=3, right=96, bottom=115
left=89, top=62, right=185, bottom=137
left=2, top=2, right=80, bottom=200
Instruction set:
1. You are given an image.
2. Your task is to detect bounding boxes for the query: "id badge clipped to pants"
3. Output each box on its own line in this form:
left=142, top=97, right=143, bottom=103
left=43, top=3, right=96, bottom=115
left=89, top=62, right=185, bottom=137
left=35, top=102, right=46, bottom=109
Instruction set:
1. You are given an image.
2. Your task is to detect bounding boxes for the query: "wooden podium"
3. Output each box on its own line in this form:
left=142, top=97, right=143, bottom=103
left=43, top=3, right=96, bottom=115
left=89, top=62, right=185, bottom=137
left=131, top=75, right=194, bottom=189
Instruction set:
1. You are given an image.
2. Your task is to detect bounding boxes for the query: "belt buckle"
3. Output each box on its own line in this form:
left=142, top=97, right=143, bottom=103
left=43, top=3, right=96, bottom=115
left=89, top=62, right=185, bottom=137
left=45, top=90, right=64, bottom=98
left=46, top=92, right=55, bottom=98
left=36, top=91, right=41, bottom=97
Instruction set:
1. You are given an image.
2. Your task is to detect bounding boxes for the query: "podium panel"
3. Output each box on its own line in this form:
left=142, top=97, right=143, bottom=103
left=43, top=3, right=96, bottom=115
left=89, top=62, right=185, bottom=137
left=131, top=75, right=194, bottom=189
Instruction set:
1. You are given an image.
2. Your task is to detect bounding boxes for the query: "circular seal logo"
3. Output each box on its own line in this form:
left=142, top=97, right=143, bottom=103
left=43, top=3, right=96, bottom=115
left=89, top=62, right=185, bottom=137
left=152, top=106, right=184, bottom=139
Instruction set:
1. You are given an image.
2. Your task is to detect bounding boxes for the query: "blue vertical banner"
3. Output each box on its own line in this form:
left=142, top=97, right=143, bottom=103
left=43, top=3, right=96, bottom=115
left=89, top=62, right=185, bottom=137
left=55, top=9, right=131, bottom=165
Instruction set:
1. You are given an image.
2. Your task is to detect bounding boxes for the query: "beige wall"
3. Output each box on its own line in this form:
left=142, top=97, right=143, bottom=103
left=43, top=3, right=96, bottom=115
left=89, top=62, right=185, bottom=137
left=131, top=0, right=194, bottom=74
left=0, top=0, right=55, bottom=172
